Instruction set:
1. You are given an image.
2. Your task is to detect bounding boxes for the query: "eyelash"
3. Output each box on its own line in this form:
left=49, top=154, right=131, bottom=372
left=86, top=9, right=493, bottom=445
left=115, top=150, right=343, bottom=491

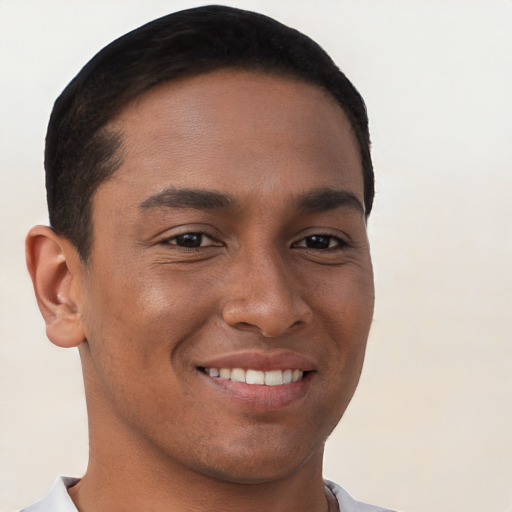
left=162, top=232, right=349, bottom=252
left=162, top=232, right=220, bottom=249
left=292, top=234, right=349, bottom=251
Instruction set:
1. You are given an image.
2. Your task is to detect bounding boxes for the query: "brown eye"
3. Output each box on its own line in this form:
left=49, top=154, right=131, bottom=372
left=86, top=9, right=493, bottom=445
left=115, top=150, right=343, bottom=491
left=162, top=231, right=223, bottom=251
left=174, top=233, right=206, bottom=247
left=304, top=235, right=332, bottom=249
left=295, top=235, right=345, bottom=250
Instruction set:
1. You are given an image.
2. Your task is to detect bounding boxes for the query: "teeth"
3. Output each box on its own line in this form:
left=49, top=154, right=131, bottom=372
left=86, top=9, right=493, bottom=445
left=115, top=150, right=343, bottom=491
left=265, top=370, right=283, bottom=386
left=204, top=367, right=304, bottom=385
left=219, top=368, right=231, bottom=379
left=231, top=368, right=245, bottom=383
left=246, top=369, right=265, bottom=385
left=292, top=369, right=302, bottom=383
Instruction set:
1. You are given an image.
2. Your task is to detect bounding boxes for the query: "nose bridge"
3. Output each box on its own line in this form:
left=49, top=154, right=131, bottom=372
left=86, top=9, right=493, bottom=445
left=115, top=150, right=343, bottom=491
left=247, top=245, right=292, bottom=305
left=222, top=242, right=312, bottom=337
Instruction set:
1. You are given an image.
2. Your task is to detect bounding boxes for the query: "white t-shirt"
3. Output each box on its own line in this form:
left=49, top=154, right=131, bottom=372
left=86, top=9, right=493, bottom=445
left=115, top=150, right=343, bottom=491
left=19, top=476, right=394, bottom=512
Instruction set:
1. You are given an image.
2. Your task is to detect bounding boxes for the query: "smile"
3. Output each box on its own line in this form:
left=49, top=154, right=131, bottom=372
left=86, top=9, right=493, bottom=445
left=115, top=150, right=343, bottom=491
left=203, top=367, right=304, bottom=386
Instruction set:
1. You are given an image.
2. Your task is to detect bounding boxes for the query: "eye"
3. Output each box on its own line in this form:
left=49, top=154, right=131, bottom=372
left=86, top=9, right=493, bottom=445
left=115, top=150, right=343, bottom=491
left=294, top=234, right=347, bottom=250
left=166, top=232, right=218, bottom=248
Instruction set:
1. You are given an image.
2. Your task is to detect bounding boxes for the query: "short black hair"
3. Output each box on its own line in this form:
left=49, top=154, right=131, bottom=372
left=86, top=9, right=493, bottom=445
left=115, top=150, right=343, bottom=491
left=45, top=4, right=374, bottom=261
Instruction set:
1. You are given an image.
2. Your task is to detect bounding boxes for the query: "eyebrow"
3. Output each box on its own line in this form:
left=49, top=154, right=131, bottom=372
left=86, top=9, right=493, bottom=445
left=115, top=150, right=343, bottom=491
left=139, top=186, right=364, bottom=216
left=296, top=188, right=365, bottom=215
left=139, top=187, right=235, bottom=211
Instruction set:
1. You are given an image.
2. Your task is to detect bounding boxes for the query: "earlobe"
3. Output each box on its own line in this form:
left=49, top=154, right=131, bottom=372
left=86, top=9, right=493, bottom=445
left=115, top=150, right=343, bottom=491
left=25, top=226, right=86, bottom=348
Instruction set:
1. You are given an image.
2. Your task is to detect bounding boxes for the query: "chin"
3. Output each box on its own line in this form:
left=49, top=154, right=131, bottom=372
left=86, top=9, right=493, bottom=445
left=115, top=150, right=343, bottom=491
left=194, top=455, right=313, bottom=486
left=180, top=427, right=326, bottom=485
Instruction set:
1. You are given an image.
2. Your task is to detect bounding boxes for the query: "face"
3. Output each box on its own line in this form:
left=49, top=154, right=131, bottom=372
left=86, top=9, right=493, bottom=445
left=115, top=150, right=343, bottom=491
left=76, top=70, right=374, bottom=484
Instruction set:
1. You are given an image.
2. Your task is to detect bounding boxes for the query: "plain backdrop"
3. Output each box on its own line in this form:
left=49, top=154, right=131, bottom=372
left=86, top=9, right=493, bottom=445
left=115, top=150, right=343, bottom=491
left=1, top=1, right=511, bottom=511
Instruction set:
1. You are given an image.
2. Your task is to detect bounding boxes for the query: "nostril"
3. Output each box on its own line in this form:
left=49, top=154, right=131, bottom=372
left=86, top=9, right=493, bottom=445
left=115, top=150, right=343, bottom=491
left=233, top=321, right=261, bottom=333
left=223, top=294, right=313, bottom=338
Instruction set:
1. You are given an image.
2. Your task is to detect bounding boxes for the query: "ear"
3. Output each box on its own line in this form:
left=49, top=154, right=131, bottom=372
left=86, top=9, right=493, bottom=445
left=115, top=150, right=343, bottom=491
left=26, top=226, right=86, bottom=348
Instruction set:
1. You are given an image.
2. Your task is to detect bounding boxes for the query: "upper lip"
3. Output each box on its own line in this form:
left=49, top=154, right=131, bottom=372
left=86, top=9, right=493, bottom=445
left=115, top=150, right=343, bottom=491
left=197, top=350, right=317, bottom=372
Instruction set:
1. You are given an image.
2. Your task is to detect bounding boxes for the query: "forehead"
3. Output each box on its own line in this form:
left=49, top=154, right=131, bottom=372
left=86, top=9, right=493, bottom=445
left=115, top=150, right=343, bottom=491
left=101, top=69, right=364, bottom=210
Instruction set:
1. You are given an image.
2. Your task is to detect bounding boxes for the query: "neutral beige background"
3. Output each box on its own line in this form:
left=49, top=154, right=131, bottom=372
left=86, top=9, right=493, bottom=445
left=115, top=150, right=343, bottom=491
left=1, top=1, right=511, bottom=511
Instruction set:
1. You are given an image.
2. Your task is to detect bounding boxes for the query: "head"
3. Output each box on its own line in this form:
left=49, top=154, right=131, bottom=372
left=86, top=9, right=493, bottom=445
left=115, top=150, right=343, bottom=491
left=44, top=4, right=373, bottom=261
left=28, top=5, right=375, bottom=488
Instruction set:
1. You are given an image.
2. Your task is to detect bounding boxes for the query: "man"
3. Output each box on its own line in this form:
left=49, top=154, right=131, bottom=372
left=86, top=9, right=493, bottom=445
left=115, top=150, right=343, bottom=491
left=22, top=5, right=392, bottom=512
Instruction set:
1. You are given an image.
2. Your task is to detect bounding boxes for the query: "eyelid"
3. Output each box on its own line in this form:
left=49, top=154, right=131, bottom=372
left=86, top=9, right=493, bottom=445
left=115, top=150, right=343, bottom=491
left=152, top=224, right=224, bottom=246
left=163, top=232, right=222, bottom=247
left=291, top=228, right=351, bottom=248
left=293, top=235, right=349, bottom=250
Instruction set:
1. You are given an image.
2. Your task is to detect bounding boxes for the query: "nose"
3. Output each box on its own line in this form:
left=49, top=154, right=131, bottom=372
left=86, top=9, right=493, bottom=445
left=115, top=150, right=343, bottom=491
left=222, top=250, right=313, bottom=338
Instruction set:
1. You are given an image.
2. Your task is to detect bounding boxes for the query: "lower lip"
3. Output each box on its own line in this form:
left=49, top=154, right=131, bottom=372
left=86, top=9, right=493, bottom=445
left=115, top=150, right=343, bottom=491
left=199, top=370, right=313, bottom=411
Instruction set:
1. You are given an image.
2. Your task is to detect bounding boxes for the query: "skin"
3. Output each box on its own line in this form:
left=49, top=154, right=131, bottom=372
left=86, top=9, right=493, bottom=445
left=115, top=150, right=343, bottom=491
left=26, top=70, right=374, bottom=512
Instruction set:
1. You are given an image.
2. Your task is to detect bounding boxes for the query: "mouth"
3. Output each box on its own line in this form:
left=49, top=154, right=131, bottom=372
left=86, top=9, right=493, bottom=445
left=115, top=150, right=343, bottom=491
left=195, top=351, right=316, bottom=410
left=201, top=367, right=306, bottom=386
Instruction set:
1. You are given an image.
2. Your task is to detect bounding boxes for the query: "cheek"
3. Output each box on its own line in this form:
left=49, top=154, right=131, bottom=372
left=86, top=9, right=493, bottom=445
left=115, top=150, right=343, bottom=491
left=80, top=265, right=218, bottom=391
left=306, top=260, right=374, bottom=333
left=79, top=271, right=208, bottom=431
left=85, top=261, right=212, bottom=332
left=306, top=263, right=374, bottom=392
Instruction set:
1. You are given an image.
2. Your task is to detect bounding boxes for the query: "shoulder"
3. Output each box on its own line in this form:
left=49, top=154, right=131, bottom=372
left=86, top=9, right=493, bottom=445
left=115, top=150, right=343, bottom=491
left=17, top=477, right=79, bottom=512
left=325, top=480, right=396, bottom=512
